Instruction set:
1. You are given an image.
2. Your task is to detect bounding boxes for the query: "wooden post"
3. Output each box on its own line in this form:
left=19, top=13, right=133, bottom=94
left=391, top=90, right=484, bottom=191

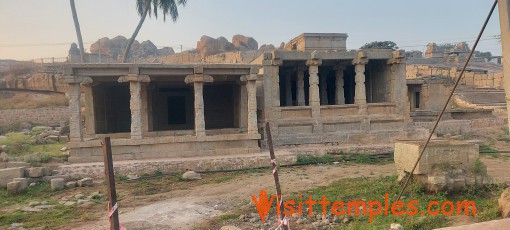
left=102, top=137, right=120, bottom=230
left=265, top=122, right=289, bottom=230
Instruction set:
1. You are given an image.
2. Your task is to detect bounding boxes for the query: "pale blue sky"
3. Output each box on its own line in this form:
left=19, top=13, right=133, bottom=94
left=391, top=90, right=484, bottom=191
left=0, top=0, right=504, bottom=60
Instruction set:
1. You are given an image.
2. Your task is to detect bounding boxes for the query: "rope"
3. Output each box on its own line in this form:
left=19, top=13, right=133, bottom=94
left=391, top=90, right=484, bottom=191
left=396, top=0, right=498, bottom=201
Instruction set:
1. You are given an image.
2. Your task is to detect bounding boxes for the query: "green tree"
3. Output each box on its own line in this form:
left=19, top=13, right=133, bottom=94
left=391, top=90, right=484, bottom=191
left=474, top=51, right=493, bottom=61
left=70, top=0, right=86, bottom=63
left=360, top=41, right=398, bottom=50
left=121, top=0, right=188, bottom=63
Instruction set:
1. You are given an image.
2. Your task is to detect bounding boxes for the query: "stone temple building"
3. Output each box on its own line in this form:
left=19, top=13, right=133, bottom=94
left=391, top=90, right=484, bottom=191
left=61, top=33, right=411, bottom=163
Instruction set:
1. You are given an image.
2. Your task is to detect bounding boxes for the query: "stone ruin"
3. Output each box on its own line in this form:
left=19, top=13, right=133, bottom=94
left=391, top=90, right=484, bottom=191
left=394, top=139, right=492, bottom=192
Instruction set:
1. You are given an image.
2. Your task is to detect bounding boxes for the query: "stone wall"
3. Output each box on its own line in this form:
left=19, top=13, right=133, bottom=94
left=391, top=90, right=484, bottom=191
left=0, top=106, right=69, bottom=126
left=413, top=117, right=507, bottom=135
left=406, top=65, right=504, bottom=89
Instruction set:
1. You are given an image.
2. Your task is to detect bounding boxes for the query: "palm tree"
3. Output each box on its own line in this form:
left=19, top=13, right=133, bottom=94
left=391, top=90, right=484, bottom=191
left=121, top=0, right=188, bottom=63
left=70, top=0, right=86, bottom=63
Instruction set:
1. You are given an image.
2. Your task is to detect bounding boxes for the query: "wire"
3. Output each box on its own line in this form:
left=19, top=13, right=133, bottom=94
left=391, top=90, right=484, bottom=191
left=396, top=0, right=498, bottom=201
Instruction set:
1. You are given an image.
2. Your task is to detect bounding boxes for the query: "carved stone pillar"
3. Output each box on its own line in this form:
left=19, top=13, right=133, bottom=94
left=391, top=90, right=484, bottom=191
left=185, top=71, right=214, bottom=138
left=60, top=76, right=93, bottom=142
left=353, top=52, right=369, bottom=115
left=285, top=69, right=292, bottom=106
left=241, top=67, right=259, bottom=134
left=307, top=59, right=322, bottom=118
left=335, top=65, right=346, bottom=105
left=388, top=50, right=410, bottom=118
left=297, top=65, right=306, bottom=106
left=118, top=74, right=151, bottom=140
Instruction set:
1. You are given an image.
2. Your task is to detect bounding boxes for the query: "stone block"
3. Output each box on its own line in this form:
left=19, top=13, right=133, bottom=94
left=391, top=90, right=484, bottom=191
left=78, top=177, right=93, bottom=187
left=51, top=178, right=64, bottom=191
left=65, top=181, right=77, bottom=188
left=182, top=171, right=201, bottom=180
left=0, top=167, right=25, bottom=187
left=7, top=181, right=21, bottom=194
left=28, top=167, right=44, bottom=178
left=13, top=178, right=28, bottom=191
left=32, top=126, right=52, bottom=132
left=394, top=140, right=479, bottom=175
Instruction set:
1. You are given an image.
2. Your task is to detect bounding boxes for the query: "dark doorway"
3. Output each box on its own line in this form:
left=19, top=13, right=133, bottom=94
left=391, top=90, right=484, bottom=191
left=167, top=96, right=186, bottom=124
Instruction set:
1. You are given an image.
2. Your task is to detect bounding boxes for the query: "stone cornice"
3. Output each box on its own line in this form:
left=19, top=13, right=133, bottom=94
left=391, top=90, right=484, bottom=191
left=118, top=74, right=151, bottom=83
left=60, top=75, right=93, bottom=84
left=184, top=74, right=214, bottom=84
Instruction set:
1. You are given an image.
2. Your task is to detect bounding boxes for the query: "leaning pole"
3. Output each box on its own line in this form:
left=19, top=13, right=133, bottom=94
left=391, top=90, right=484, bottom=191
left=498, top=0, right=510, bottom=128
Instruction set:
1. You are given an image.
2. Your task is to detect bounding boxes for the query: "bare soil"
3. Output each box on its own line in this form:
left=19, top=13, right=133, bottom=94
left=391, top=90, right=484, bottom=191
left=62, top=155, right=510, bottom=230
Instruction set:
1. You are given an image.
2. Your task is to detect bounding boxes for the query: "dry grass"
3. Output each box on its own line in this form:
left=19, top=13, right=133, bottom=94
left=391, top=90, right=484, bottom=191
left=0, top=92, right=67, bottom=109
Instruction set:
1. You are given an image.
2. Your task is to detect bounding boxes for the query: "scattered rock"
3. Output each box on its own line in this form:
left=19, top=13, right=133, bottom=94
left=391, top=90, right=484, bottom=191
left=28, top=167, right=44, bottom=178
left=182, top=171, right=201, bottom=180
left=75, top=193, right=86, bottom=199
left=13, top=178, right=28, bottom=191
left=22, top=206, right=42, bottom=212
left=66, top=181, right=77, bottom=188
left=498, top=187, right=510, bottom=218
left=29, top=201, right=40, bottom=206
left=390, top=223, right=403, bottom=230
left=63, top=201, right=76, bottom=206
left=60, top=147, right=68, bottom=151
left=29, top=182, right=36, bottom=187
left=10, top=223, right=23, bottom=229
left=78, top=177, right=94, bottom=187
left=220, top=226, right=242, bottom=230
left=32, top=126, right=52, bottom=132
left=342, top=217, right=349, bottom=224
left=0, top=167, right=25, bottom=187
left=50, top=178, right=64, bottom=191
left=7, top=181, right=21, bottom=194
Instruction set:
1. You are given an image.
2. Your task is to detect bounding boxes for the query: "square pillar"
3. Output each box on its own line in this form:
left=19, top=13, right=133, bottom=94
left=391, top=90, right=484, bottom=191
left=388, top=50, right=411, bottom=118
left=307, top=59, right=322, bottom=118
left=185, top=72, right=214, bottom=138
left=335, top=65, right=346, bottom=105
left=297, top=65, right=306, bottom=106
left=353, top=52, right=368, bottom=115
left=68, top=83, right=82, bottom=142
left=118, top=74, right=151, bottom=140
left=82, top=83, right=96, bottom=136
left=60, top=76, right=93, bottom=142
left=242, top=68, right=259, bottom=134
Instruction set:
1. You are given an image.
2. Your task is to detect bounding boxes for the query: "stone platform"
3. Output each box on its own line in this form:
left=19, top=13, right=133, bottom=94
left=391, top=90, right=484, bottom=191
left=58, top=150, right=297, bottom=179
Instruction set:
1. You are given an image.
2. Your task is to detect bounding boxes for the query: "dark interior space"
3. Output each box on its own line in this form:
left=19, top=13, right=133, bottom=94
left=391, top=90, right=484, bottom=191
left=93, top=82, right=131, bottom=134
left=151, top=83, right=195, bottom=131
left=204, top=83, right=238, bottom=129
left=344, top=65, right=355, bottom=104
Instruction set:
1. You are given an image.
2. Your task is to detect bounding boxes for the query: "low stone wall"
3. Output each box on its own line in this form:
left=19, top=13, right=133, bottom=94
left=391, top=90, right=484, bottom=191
left=413, top=117, right=507, bottom=135
left=58, top=152, right=298, bottom=179
left=406, top=65, right=504, bottom=89
left=0, top=106, right=69, bottom=126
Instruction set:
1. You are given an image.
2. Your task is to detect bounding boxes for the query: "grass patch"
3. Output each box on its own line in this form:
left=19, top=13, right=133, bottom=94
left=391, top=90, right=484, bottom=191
left=479, top=145, right=499, bottom=154
left=0, top=132, right=67, bottom=164
left=286, top=175, right=504, bottom=229
left=0, top=132, right=32, bottom=147
left=296, top=154, right=332, bottom=164
left=0, top=123, right=22, bottom=135
left=218, top=214, right=240, bottom=221
left=0, top=93, right=68, bottom=110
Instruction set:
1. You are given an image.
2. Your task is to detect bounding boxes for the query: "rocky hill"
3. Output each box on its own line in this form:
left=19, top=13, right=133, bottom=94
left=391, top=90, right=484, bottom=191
left=86, top=36, right=175, bottom=61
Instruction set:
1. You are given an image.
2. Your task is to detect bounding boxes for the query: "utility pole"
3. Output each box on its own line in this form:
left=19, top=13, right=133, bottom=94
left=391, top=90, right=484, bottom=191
left=498, top=0, right=510, bottom=128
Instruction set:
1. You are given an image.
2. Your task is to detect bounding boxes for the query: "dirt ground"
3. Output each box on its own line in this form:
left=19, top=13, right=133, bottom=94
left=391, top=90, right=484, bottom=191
left=63, top=155, right=510, bottom=230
